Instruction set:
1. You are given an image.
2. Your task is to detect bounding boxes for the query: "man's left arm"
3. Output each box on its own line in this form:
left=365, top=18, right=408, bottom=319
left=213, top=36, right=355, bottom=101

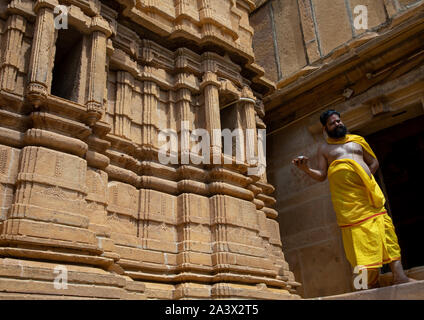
left=363, top=149, right=379, bottom=175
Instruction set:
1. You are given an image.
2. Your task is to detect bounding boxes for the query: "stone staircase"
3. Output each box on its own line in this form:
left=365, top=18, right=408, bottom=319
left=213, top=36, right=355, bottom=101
left=311, top=267, right=424, bottom=300
left=313, top=280, right=424, bottom=300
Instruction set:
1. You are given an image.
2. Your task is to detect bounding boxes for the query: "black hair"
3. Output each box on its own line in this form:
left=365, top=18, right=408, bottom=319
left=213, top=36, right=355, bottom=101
left=320, top=110, right=340, bottom=126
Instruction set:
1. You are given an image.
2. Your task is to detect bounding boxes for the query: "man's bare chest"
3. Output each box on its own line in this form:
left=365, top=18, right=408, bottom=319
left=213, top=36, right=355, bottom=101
left=325, top=142, right=364, bottom=162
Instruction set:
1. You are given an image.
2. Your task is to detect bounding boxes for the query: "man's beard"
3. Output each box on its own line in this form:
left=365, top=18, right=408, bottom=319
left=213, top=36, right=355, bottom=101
left=326, top=125, right=347, bottom=138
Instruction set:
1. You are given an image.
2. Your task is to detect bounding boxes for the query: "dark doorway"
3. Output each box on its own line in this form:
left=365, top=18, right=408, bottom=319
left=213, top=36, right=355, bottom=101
left=220, top=104, right=240, bottom=158
left=367, top=115, right=424, bottom=270
left=51, top=26, right=84, bottom=102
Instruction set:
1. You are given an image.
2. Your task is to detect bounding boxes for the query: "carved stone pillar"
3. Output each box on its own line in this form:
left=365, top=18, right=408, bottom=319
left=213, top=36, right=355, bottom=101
left=114, top=71, right=134, bottom=140
left=0, top=15, right=26, bottom=93
left=141, top=81, right=159, bottom=149
left=176, top=193, right=211, bottom=276
left=176, top=87, right=192, bottom=128
left=176, top=87, right=192, bottom=157
left=210, top=195, right=229, bottom=269
left=86, top=17, right=111, bottom=125
left=0, top=146, right=20, bottom=222
left=200, top=71, right=221, bottom=163
left=27, top=0, right=58, bottom=107
left=240, top=86, right=258, bottom=170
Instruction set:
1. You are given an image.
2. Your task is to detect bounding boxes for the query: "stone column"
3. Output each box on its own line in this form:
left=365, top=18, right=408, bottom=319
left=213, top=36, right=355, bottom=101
left=85, top=145, right=117, bottom=262
left=210, top=195, right=229, bottom=269
left=176, top=87, right=192, bottom=160
left=86, top=16, right=111, bottom=125
left=240, top=86, right=258, bottom=171
left=0, top=14, right=26, bottom=93
left=141, top=81, right=159, bottom=149
left=27, top=0, right=58, bottom=107
left=83, top=17, right=114, bottom=264
left=200, top=71, right=221, bottom=164
left=114, top=71, right=134, bottom=140
left=0, top=146, right=20, bottom=222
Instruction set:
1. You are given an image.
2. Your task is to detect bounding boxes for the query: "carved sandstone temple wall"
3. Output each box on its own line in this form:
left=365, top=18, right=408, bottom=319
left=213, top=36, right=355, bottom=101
left=250, top=0, right=424, bottom=298
left=0, top=0, right=302, bottom=299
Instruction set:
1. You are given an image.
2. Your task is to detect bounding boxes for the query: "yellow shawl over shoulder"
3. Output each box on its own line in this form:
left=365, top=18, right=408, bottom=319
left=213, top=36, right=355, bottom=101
left=327, top=134, right=386, bottom=227
left=327, top=134, right=377, bottom=158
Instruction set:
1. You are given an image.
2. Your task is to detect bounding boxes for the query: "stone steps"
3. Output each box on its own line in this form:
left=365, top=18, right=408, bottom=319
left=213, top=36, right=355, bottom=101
left=312, top=280, right=424, bottom=300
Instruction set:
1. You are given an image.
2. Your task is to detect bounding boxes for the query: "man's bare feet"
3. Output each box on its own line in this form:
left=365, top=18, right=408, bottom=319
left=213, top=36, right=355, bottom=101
left=389, top=260, right=416, bottom=286
left=393, top=277, right=417, bottom=285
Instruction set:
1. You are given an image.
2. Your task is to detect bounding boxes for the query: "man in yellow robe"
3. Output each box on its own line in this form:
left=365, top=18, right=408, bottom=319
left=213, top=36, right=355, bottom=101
left=292, top=110, right=415, bottom=288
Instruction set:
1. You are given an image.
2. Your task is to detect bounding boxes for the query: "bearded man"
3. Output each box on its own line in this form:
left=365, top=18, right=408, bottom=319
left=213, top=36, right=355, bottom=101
left=292, top=110, right=415, bottom=288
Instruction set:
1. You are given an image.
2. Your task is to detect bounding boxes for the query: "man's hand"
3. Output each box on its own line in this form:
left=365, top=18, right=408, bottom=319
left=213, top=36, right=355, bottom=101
left=292, top=156, right=310, bottom=172
left=292, top=150, right=328, bottom=182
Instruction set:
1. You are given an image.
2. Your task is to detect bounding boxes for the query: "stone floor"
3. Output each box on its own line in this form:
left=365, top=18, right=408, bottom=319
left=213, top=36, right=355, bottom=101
left=312, top=280, right=424, bottom=300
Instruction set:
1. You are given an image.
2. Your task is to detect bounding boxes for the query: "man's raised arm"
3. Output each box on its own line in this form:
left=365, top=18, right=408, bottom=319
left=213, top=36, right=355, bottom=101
left=292, top=144, right=328, bottom=182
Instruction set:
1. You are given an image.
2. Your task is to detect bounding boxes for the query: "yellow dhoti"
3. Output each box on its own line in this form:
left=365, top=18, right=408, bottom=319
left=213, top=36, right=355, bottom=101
left=327, top=135, right=401, bottom=270
left=341, top=212, right=401, bottom=269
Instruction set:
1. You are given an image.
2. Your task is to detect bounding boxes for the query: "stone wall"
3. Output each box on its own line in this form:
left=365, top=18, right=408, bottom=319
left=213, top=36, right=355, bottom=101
left=251, top=0, right=424, bottom=83
left=250, top=0, right=424, bottom=298
left=0, top=0, right=301, bottom=299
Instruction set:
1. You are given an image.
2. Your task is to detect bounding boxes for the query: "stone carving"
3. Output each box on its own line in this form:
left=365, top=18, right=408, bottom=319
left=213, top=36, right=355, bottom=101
left=0, top=149, right=7, bottom=174
left=40, top=185, right=67, bottom=199
left=54, top=154, right=64, bottom=177
left=0, top=0, right=299, bottom=300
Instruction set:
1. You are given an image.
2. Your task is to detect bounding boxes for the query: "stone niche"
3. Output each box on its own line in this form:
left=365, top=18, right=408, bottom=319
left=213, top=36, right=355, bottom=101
left=0, top=0, right=299, bottom=299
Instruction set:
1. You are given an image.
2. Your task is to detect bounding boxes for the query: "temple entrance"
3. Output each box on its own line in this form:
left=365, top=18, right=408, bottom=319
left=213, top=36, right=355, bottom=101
left=367, top=114, right=424, bottom=270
